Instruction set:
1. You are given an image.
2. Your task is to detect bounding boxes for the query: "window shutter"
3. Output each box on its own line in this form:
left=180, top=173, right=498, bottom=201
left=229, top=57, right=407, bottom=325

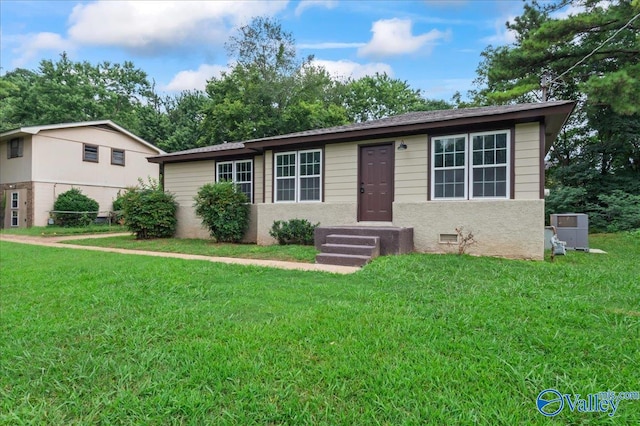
left=18, top=138, right=23, bottom=157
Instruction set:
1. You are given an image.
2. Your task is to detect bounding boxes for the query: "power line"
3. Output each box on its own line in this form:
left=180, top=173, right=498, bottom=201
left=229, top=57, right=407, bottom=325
left=549, top=11, right=640, bottom=85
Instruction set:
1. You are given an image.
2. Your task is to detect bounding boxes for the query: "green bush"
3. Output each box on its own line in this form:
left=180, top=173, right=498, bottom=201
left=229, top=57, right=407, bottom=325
left=589, top=190, right=640, bottom=233
left=269, top=219, right=319, bottom=245
left=194, top=182, right=249, bottom=243
left=111, top=191, right=126, bottom=224
left=53, top=188, right=99, bottom=227
left=121, top=182, right=177, bottom=239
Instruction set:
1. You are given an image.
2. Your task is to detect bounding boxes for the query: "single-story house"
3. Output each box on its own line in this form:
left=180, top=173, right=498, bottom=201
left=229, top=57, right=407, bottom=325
left=1, top=120, right=164, bottom=228
left=147, top=101, right=575, bottom=261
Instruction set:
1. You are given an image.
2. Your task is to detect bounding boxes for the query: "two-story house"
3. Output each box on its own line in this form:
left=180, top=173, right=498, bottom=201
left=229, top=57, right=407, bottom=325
left=1, top=120, right=164, bottom=228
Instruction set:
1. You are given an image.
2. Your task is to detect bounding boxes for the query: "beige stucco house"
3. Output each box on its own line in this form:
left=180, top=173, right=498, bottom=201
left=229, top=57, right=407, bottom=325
left=148, top=101, right=574, bottom=261
left=1, top=120, right=164, bottom=228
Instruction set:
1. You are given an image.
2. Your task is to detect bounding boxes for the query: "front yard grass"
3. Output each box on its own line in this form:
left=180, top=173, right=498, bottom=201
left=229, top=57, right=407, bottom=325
left=0, top=224, right=126, bottom=237
left=64, top=235, right=319, bottom=263
left=1, top=233, right=638, bottom=424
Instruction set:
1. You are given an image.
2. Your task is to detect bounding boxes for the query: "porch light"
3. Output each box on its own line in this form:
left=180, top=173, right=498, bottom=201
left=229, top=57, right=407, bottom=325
left=397, top=141, right=407, bottom=151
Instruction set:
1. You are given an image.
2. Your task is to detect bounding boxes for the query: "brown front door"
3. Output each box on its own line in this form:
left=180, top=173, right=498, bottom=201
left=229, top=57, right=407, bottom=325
left=359, top=144, right=393, bottom=221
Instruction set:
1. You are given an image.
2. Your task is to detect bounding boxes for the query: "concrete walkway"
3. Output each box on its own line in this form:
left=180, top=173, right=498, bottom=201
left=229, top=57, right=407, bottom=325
left=0, top=233, right=360, bottom=274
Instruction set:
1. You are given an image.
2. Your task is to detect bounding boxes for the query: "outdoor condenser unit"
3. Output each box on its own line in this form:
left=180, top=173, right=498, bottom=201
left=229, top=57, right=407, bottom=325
left=550, top=213, right=589, bottom=251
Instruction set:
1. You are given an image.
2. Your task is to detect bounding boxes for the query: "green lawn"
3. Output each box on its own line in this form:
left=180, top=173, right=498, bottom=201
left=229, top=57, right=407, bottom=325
left=63, top=235, right=319, bottom=263
left=1, top=234, right=638, bottom=424
left=0, top=224, right=126, bottom=237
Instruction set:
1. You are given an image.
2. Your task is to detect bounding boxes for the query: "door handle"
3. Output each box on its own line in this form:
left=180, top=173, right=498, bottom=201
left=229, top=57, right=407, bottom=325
left=360, top=187, right=365, bottom=194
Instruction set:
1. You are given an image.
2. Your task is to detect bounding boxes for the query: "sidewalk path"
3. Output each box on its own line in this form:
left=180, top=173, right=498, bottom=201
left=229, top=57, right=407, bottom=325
left=0, top=233, right=359, bottom=274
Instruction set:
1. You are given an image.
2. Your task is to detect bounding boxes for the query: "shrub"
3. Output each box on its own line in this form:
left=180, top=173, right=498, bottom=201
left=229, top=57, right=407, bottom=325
left=269, top=219, right=319, bottom=245
left=194, top=182, right=249, bottom=243
left=121, top=181, right=177, bottom=239
left=589, top=190, right=640, bottom=233
left=111, top=191, right=126, bottom=224
left=53, top=188, right=99, bottom=227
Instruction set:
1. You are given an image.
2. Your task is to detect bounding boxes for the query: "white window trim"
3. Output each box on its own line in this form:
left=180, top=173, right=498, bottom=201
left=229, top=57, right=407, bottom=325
left=11, top=192, right=19, bottom=209
left=11, top=210, right=19, bottom=227
left=431, top=130, right=510, bottom=201
left=431, top=134, right=468, bottom=201
left=469, top=130, right=510, bottom=200
left=216, top=159, right=253, bottom=203
left=274, top=149, right=323, bottom=203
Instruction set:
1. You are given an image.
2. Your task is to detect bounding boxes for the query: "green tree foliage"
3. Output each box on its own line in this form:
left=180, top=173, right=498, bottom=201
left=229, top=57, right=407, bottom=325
left=339, top=73, right=452, bottom=122
left=472, top=0, right=640, bottom=228
left=0, top=53, right=154, bottom=134
left=53, top=188, right=99, bottom=227
left=193, top=182, right=250, bottom=243
left=200, top=17, right=348, bottom=144
left=121, top=180, right=177, bottom=239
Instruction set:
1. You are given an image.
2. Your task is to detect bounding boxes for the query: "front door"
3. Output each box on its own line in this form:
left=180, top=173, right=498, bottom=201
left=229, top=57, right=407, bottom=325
left=359, top=144, right=393, bottom=221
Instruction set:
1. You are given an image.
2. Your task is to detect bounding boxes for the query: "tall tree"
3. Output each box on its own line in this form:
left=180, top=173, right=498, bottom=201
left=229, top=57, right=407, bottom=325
left=200, top=17, right=347, bottom=144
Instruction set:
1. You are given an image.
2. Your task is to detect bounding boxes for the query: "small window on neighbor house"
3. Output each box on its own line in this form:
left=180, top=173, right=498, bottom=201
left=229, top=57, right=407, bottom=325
left=83, top=144, right=99, bottom=162
left=11, top=211, right=19, bottom=227
left=11, top=192, right=19, bottom=209
left=7, top=138, right=23, bottom=159
left=111, top=149, right=125, bottom=166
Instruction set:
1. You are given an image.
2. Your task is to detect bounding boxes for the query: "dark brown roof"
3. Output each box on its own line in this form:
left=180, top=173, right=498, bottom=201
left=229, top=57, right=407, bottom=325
left=148, top=101, right=574, bottom=164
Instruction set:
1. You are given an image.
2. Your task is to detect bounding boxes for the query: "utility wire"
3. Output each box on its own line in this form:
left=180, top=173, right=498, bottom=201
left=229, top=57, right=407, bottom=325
left=549, top=11, right=640, bottom=85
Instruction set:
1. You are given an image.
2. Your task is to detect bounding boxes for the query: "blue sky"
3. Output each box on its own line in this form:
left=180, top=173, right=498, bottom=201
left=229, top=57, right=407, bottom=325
left=1, top=0, right=539, bottom=101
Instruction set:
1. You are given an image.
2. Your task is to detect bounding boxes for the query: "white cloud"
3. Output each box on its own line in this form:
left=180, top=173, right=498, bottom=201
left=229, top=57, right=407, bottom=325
left=311, top=59, right=393, bottom=80
left=298, top=42, right=366, bottom=50
left=67, top=0, right=288, bottom=52
left=482, top=15, right=518, bottom=45
left=358, top=18, right=449, bottom=59
left=163, top=64, right=229, bottom=91
left=9, top=32, right=74, bottom=68
left=295, top=0, right=337, bottom=17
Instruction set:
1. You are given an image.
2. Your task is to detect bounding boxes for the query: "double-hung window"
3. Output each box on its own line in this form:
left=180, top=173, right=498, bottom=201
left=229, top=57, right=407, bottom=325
left=275, top=149, right=322, bottom=202
left=216, top=159, right=253, bottom=202
left=11, top=192, right=19, bottom=209
left=432, top=130, right=509, bottom=200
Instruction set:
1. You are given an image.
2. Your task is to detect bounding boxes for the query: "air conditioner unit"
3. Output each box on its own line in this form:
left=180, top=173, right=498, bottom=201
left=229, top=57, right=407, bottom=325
left=550, top=213, right=589, bottom=251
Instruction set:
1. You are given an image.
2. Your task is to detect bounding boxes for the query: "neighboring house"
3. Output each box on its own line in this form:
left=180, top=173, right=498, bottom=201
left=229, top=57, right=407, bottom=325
left=148, top=101, right=575, bottom=260
left=0, top=120, right=164, bottom=228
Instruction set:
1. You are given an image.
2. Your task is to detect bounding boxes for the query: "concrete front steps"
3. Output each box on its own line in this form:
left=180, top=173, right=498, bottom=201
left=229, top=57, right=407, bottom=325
left=315, top=226, right=414, bottom=267
left=316, top=235, right=380, bottom=267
